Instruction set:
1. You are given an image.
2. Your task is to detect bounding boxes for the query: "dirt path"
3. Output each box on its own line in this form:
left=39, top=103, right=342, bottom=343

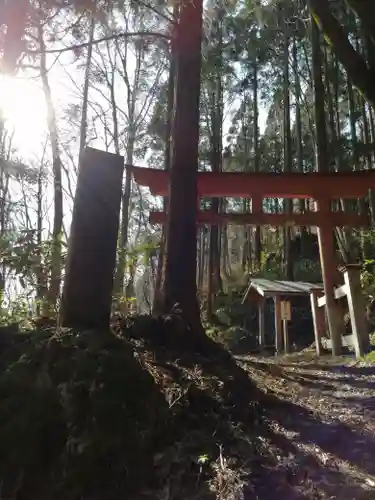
left=239, top=354, right=375, bottom=499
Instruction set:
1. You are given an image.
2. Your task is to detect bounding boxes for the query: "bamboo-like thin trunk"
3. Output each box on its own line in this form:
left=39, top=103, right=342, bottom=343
left=207, top=10, right=224, bottom=319
left=293, top=37, right=304, bottom=214
left=114, top=43, right=144, bottom=295
left=39, top=23, right=63, bottom=309
left=79, top=17, right=95, bottom=161
left=283, top=23, right=293, bottom=280
left=36, top=164, right=47, bottom=314
left=253, top=55, right=261, bottom=267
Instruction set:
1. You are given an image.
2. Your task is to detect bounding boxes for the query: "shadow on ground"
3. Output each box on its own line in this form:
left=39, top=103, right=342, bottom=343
left=238, top=354, right=375, bottom=499
left=2, top=318, right=374, bottom=500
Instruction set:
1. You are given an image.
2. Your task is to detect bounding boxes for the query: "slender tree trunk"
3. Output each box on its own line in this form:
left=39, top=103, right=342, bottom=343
left=283, top=25, right=293, bottom=279
left=368, top=106, right=375, bottom=157
left=197, top=228, right=205, bottom=291
left=36, top=165, right=47, bottom=314
left=0, top=165, right=8, bottom=304
left=114, top=46, right=143, bottom=295
left=293, top=37, right=304, bottom=214
left=153, top=35, right=177, bottom=313
left=348, top=77, right=367, bottom=216
left=242, top=200, right=251, bottom=271
left=325, top=50, right=352, bottom=261
left=221, top=227, right=230, bottom=281
left=361, top=97, right=372, bottom=170
left=39, top=24, right=63, bottom=309
left=253, top=55, right=261, bottom=268
left=207, top=10, right=224, bottom=320
left=79, top=17, right=95, bottom=160
left=322, top=49, right=334, bottom=173
left=117, top=136, right=134, bottom=290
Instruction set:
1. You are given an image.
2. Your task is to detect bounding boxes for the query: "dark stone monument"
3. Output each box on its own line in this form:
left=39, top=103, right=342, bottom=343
left=61, top=148, right=124, bottom=330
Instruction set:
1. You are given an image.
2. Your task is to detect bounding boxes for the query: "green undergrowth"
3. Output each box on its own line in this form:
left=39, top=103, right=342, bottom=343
left=361, top=333, right=375, bottom=364
left=206, top=324, right=259, bottom=354
left=363, top=350, right=375, bottom=363
left=0, top=315, right=263, bottom=500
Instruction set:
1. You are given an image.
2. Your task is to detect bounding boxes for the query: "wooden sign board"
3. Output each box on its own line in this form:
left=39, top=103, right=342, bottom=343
left=281, top=301, right=291, bottom=321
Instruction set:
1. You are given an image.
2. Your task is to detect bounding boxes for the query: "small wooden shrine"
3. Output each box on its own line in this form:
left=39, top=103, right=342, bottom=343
left=129, top=165, right=375, bottom=357
left=241, top=278, right=323, bottom=355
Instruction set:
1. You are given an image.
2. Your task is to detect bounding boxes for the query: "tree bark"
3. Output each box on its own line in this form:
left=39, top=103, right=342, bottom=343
left=114, top=42, right=143, bottom=294
left=253, top=55, right=261, bottom=268
left=36, top=163, right=47, bottom=315
left=309, top=0, right=375, bottom=106
left=310, top=7, right=343, bottom=354
left=283, top=24, right=293, bottom=280
left=345, top=0, right=375, bottom=45
left=207, top=9, right=224, bottom=320
left=162, top=0, right=204, bottom=334
left=153, top=28, right=177, bottom=313
left=293, top=37, right=305, bottom=214
left=79, top=17, right=95, bottom=160
left=39, top=23, right=63, bottom=309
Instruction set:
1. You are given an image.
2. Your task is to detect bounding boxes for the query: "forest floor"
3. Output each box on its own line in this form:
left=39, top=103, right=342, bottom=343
left=239, top=352, right=375, bottom=499
left=1, top=319, right=375, bottom=500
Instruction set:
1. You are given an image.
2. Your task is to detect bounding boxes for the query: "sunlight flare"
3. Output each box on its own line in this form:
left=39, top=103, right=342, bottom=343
left=0, top=74, right=47, bottom=151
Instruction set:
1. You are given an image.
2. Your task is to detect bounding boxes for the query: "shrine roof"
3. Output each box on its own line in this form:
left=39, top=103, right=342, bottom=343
left=242, top=279, right=323, bottom=303
left=128, top=166, right=375, bottom=199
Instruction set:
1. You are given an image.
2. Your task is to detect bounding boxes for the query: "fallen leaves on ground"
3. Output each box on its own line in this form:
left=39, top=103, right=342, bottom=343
left=239, top=352, right=375, bottom=499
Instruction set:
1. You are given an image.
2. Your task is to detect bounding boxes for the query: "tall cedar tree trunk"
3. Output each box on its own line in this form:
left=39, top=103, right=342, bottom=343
left=154, top=10, right=178, bottom=313
left=293, top=36, right=310, bottom=253
left=335, top=54, right=355, bottom=260
left=253, top=55, right=261, bottom=267
left=283, top=23, right=293, bottom=280
left=310, top=7, right=343, bottom=352
left=162, top=0, right=204, bottom=334
left=309, top=0, right=375, bottom=107
left=207, top=9, right=223, bottom=320
left=39, top=23, right=63, bottom=309
left=347, top=76, right=367, bottom=255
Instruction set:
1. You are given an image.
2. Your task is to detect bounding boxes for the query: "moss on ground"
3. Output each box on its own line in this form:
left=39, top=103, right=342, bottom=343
left=0, top=315, right=262, bottom=500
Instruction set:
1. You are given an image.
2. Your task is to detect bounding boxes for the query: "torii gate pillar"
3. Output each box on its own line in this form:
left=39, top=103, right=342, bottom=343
left=316, top=198, right=343, bottom=355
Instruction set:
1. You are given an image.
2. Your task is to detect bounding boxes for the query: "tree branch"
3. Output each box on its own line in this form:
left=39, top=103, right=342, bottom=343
left=309, top=0, right=375, bottom=106
left=135, top=0, right=175, bottom=23
left=27, top=31, right=170, bottom=55
left=345, top=0, right=375, bottom=45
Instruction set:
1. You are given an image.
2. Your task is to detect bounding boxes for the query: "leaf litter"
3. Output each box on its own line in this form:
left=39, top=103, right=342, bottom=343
left=1, top=318, right=375, bottom=499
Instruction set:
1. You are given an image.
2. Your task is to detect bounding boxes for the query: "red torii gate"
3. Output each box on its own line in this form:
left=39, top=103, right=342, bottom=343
left=128, top=165, right=375, bottom=355
left=128, top=166, right=375, bottom=199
